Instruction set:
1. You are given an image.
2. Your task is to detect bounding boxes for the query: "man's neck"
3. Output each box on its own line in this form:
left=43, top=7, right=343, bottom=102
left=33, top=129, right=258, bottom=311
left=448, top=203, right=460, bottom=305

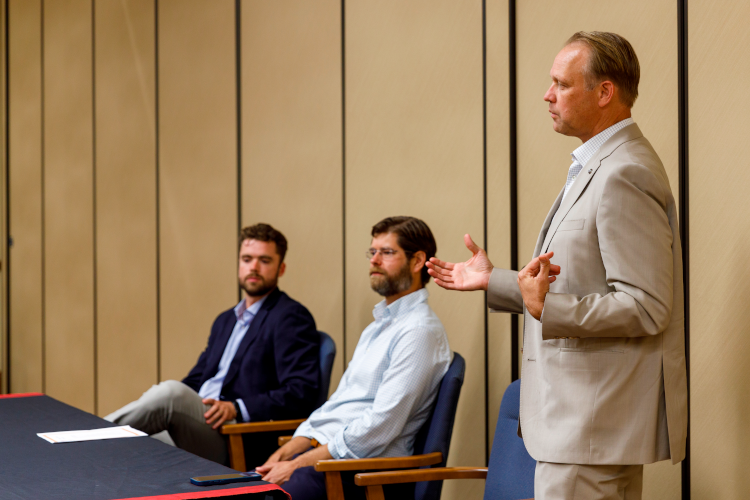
left=245, top=288, right=274, bottom=308
left=578, top=109, right=632, bottom=143
left=385, top=282, right=423, bottom=305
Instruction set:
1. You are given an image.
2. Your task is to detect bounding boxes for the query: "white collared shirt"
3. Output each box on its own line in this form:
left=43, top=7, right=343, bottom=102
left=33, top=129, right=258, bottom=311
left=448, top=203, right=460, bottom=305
left=294, top=288, right=451, bottom=459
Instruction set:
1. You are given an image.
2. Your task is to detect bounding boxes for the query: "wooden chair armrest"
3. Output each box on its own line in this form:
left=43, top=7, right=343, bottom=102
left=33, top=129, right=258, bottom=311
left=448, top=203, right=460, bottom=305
left=314, top=452, right=442, bottom=472
left=354, top=466, right=488, bottom=486
left=220, top=419, right=306, bottom=435
left=278, top=435, right=292, bottom=446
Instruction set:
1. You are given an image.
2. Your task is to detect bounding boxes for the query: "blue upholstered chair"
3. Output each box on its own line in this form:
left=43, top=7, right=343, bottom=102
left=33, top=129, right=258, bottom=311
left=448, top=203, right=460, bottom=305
left=314, top=352, right=466, bottom=500
left=316, top=331, right=337, bottom=410
left=222, top=331, right=336, bottom=472
left=353, top=379, right=536, bottom=500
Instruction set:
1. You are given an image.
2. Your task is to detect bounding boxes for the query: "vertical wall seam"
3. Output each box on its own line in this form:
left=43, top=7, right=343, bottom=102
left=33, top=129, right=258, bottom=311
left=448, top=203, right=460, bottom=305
left=3, top=0, right=9, bottom=394
left=481, top=0, right=490, bottom=467
left=340, top=0, right=346, bottom=372
left=40, top=0, right=46, bottom=394
left=678, top=0, right=690, bottom=497
left=91, top=0, right=98, bottom=414
left=235, top=0, right=241, bottom=304
left=154, top=0, right=161, bottom=383
left=508, top=0, right=519, bottom=382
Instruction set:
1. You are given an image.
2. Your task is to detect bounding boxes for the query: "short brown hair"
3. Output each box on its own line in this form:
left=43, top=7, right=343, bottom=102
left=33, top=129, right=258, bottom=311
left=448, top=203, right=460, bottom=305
left=239, top=223, right=288, bottom=262
left=566, top=31, right=640, bottom=108
left=371, top=216, right=437, bottom=286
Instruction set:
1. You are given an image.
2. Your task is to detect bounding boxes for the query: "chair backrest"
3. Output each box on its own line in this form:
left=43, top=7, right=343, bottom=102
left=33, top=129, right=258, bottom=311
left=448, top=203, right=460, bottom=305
left=412, top=352, right=466, bottom=500
left=316, top=331, right=336, bottom=410
left=482, top=379, right=535, bottom=500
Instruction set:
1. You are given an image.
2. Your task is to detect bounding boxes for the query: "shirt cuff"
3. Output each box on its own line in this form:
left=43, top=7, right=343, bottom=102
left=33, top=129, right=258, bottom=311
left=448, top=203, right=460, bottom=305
left=328, top=429, right=353, bottom=459
left=236, top=399, right=250, bottom=422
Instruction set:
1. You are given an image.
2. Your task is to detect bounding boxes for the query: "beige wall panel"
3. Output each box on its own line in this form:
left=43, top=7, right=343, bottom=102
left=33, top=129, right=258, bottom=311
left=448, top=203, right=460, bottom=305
left=486, top=0, right=512, bottom=448
left=158, top=0, right=237, bottom=381
left=43, top=0, right=95, bottom=412
left=8, top=0, right=43, bottom=394
left=689, top=2, right=750, bottom=498
left=240, top=0, right=344, bottom=393
left=516, top=1, right=680, bottom=497
left=345, top=2, right=485, bottom=499
left=95, top=0, right=157, bottom=416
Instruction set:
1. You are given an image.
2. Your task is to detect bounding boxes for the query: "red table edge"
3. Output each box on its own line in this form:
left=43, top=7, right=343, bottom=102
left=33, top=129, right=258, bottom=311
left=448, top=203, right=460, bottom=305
left=0, top=392, right=44, bottom=399
left=115, top=483, right=290, bottom=500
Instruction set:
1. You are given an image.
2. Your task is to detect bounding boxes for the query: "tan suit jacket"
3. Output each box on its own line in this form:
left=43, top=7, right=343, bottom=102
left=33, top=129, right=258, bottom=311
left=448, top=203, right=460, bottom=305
left=488, top=123, right=687, bottom=465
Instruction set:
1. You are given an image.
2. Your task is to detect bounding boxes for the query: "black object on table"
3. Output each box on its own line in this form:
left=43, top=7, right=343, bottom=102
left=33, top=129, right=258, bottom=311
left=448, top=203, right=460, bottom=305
left=0, top=393, right=290, bottom=500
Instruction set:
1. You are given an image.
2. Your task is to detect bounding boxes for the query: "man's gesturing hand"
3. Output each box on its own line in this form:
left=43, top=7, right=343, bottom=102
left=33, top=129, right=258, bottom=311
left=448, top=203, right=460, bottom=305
left=517, top=251, right=560, bottom=321
left=202, top=399, right=236, bottom=429
left=426, top=234, right=494, bottom=291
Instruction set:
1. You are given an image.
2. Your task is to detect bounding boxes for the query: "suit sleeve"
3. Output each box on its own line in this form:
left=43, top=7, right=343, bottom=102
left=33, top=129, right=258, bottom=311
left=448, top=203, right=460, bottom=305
left=182, top=313, right=224, bottom=391
left=487, top=268, right=524, bottom=314
left=542, top=161, right=674, bottom=339
left=246, top=304, right=320, bottom=421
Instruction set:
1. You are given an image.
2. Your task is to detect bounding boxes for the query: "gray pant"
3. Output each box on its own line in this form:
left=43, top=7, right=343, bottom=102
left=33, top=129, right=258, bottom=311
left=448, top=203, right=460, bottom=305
left=535, top=461, right=643, bottom=500
left=104, top=380, right=234, bottom=465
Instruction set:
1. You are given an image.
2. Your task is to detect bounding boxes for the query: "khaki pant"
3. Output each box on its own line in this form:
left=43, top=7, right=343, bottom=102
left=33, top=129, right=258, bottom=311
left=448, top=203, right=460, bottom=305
left=535, top=461, right=643, bottom=500
left=104, top=380, right=234, bottom=465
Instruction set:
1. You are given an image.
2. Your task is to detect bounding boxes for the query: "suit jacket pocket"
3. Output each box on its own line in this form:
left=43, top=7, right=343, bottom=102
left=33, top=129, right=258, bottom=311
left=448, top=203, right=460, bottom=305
left=559, top=337, right=626, bottom=353
left=557, top=218, right=585, bottom=231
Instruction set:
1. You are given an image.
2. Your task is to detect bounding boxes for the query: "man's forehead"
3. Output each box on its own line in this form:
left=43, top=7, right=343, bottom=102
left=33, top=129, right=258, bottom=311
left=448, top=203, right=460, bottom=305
left=371, top=232, right=401, bottom=248
left=240, top=238, right=277, bottom=255
left=551, top=44, right=588, bottom=76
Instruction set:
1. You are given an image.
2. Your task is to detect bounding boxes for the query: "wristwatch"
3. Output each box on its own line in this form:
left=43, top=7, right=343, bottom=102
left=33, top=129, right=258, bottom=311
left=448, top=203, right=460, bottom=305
left=233, top=400, right=242, bottom=422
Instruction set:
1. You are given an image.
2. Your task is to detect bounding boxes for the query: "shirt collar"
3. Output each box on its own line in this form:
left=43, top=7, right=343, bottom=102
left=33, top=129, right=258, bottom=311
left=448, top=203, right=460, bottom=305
left=234, top=293, right=268, bottom=321
left=571, top=117, right=635, bottom=168
left=373, top=287, right=429, bottom=322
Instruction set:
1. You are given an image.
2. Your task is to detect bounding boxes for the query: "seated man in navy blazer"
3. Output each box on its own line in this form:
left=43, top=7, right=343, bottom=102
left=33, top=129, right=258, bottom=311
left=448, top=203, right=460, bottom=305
left=105, top=223, right=320, bottom=466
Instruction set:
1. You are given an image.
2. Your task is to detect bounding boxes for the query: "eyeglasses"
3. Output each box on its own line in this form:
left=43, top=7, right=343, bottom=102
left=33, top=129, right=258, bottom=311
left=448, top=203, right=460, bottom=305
left=365, top=248, right=401, bottom=260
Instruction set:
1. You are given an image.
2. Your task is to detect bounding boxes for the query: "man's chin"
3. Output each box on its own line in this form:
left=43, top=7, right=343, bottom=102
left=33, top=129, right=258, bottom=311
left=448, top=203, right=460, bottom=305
left=242, top=282, right=276, bottom=297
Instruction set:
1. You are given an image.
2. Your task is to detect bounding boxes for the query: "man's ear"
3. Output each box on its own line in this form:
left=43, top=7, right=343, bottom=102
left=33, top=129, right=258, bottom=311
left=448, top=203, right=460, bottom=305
left=411, top=251, right=427, bottom=274
left=598, top=80, right=616, bottom=107
left=277, top=261, right=286, bottom=278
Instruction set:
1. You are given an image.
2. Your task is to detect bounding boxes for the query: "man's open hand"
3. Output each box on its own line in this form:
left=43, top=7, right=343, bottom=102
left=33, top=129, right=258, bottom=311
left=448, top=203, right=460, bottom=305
left=517, top=251, right=561, bottom=321
left=202, top=399, right=236, bottom=429
left=426, top=234, right=494, bottom=291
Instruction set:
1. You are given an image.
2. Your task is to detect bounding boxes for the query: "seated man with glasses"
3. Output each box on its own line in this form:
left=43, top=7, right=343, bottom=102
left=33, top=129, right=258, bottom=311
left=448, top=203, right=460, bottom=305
left=256, top=216, right=452, bottom=500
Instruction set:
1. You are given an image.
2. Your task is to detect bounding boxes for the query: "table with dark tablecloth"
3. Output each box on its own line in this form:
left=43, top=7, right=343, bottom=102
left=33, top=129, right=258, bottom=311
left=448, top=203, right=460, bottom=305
left=0, top=393, right=290, bottom=500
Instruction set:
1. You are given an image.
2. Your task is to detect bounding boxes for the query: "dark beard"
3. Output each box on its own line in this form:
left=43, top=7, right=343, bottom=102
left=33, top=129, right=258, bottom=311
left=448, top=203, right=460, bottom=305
left=370, top=262, right=413, bottom=297
left=239, top=273, right=278, bottom=297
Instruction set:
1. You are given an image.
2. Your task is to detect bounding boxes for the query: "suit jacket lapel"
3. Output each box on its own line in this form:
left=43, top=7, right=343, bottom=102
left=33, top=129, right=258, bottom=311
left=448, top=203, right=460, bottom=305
left=541, top=123, right=644, bottom=254
left=533, top=187, right=564, bottom=259
left=205, top=317, right=237, bottom=380
left=223, top=307, right=268, bottom=387
left=222, top=288, right=279, bottom=387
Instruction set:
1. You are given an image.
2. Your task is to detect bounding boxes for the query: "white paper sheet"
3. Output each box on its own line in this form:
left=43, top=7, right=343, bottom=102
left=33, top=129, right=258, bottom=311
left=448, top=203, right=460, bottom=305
left=37, top=425, right=147, bottom=444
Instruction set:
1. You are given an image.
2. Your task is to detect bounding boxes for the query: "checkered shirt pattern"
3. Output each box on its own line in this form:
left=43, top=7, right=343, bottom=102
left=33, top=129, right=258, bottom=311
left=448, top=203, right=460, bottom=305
left=294, top=288, right=451, bottom=459
left=563, top=117, right=635, bottom=201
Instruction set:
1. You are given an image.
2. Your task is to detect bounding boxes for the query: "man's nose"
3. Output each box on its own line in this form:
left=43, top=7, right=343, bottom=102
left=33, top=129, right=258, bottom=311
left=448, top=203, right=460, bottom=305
left=543, top=84, right=555, bottom=102
left=369, top=252, right=382, bottom=265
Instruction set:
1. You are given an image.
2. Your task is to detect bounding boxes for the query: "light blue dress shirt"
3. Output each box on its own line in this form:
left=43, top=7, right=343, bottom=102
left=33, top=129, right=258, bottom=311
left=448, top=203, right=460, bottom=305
left=294, top=288, right=451, bottom=459
left=198, top=295, right=267, bottom=422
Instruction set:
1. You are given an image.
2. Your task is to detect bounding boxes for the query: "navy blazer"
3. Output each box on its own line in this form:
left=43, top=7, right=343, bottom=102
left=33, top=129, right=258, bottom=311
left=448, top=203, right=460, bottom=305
left=182, top=288, right=320, bottom=422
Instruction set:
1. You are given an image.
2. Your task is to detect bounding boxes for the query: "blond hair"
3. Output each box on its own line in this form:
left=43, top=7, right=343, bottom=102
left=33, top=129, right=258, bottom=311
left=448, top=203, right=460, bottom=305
left=566, top=31, right=640, bottom=108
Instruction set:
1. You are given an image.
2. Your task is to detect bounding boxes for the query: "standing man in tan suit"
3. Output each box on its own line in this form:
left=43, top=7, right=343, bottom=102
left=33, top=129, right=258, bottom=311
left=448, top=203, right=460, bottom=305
left=427, top=32, right=687, bottom=499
